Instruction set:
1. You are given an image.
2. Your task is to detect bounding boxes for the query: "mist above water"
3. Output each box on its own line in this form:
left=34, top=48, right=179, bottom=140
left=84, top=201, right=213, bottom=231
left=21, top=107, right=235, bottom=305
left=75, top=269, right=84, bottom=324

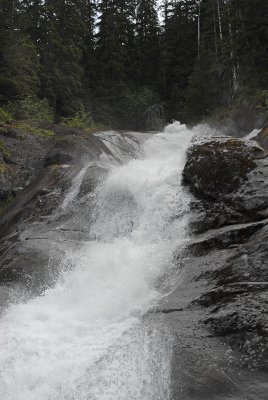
left=0, top=122, right=195, bottom=399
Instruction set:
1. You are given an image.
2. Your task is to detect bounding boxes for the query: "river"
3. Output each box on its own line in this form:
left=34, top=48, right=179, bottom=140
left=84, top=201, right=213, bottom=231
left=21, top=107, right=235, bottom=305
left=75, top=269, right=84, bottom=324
left=0, top=122, right=195, bottom=399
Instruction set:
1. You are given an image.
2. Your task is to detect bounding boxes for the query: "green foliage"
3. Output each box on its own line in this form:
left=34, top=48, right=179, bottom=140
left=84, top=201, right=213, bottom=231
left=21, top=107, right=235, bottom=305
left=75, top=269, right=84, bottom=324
left=7, top=97, right=54, bottom=122
left=135, top=0, right=160, bottom=86
left=61, top=108, right=93, bottom=129
left=0, top=33, right=40, bottom=102
left=0, top=161, right=8, bottom=174
left=119, top=87, right=164, bottom=130
left=0, top=139, right=11, bottom=158
left=61, top=108, right=106, bottom=132
left=16, top=122, right=55, bottom=138
left=37, top=1, right=86, bottom=117
left=256, top=90, right=268, bottom=115
left=0, top=0, right=267, bottom=128
left=161, top=1, right=197, bottom=121
left=184, top=54, right=221, bottom=124
left=0, top=108, right=13, bottom=126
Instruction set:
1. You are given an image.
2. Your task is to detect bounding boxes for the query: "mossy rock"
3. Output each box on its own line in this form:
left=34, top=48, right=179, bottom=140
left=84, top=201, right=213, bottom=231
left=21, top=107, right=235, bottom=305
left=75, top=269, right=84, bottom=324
left=0, top=161, right=7, bottom=174
left=15, top=121, right=55, bottom=138
left=0, top=108, right=13, bottom=126
left=0, top=139, right=11, bottom=158
left=183, top=138, right=263, bottom=198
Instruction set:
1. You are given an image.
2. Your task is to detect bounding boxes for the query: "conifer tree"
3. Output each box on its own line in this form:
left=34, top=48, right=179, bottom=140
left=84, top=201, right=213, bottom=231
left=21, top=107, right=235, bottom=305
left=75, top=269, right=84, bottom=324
left=0, top=0, right=267, bottom=127
left=0, top=0, right=40, bottom=102
left=136, top=0, right=160, bottom=87
left=161, top=0, right=197, bottom=120
left=93, top=0, right=136, bottom=125
left=82, top=0, right=98, bottom=104
left=37, top=0, right=86, bottom=116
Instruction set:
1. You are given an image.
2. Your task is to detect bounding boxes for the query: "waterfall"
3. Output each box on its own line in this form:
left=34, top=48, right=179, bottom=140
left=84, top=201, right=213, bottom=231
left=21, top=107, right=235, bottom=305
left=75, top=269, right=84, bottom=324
left=0, top=122, right=195, bottom=399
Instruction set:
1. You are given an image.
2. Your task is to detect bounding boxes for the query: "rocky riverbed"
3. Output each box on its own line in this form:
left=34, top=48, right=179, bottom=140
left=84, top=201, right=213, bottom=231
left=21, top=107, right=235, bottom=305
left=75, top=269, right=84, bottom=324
left=162, top=133, right=268, bottom=399
left=0, top=123, right=267, bottom=399
left=0, top=125, right=145, bottom=304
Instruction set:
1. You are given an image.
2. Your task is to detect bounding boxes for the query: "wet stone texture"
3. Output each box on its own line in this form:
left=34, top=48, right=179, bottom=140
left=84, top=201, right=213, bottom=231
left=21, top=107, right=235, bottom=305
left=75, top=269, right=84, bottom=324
left=184, top=136, right=268, bottom=368
left=164, top=135, right=268, bottom=399
left=0, top=126, right=115, bottom=304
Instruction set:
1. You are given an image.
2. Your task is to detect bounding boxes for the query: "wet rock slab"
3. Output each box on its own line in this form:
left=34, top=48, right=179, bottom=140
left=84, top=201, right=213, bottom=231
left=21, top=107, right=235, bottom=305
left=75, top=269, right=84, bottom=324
left=165, top=135, right=268, bottom=399
left=184, top=136, right=268, bottom=366
left=0, top=127, right=146, bottom=305
left=0, top=126, right=117, bottom=303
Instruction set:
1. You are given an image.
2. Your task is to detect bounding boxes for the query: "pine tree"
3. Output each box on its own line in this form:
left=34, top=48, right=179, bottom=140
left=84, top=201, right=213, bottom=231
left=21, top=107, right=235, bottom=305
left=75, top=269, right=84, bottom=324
left=184, top=52, right=220, bottom=123
left=161, top=0, right=197, bottom=121
left=0, top=0, right=267, bottom=127
left=82, top=0, right=98, bottom=107
left=36, top=0, right=86, bottom=116
left=93, top=0, right=136, bottom=125
left=0, top=0, right=40, bottom=102
left=229, top=0, right=268, bottom=90
left=136, top=0, right=160, bottom=87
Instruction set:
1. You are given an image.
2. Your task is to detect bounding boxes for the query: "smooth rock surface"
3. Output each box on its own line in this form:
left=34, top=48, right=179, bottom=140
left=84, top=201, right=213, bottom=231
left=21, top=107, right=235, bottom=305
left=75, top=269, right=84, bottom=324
left=164, top=134, right=268, bottom=399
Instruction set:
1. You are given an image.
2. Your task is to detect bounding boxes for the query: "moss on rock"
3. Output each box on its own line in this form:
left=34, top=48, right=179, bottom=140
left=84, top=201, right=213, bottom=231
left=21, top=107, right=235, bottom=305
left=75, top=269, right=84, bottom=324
left=183, top=138, right=261, bottom=198
left=15, top=122, right=55, bottom=138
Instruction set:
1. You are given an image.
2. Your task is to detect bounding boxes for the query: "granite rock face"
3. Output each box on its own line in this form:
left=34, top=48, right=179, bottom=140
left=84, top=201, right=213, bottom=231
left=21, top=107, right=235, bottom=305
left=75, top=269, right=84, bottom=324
left=160, top=135, right=268, bottom=400
left=0, top=127, right=146, bottom=305
left=181, top=136, right=268, bottom=369
left=0, top=125, right=111, bottom=204
left=0, top=126, right=114, bottom=303
left=183, top=137, right=268, bottom=232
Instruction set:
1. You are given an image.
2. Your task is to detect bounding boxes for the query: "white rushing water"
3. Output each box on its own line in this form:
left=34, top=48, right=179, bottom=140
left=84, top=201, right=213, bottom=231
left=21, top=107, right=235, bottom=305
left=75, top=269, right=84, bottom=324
left=244, top=128, right=261, bottom=140
left=0, top=122, right=195, bottom=400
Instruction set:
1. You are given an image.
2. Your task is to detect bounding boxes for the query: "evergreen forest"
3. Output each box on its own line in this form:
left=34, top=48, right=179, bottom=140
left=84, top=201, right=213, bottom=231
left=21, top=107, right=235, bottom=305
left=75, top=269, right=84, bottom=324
left=0, top=0, right=267, bottom=130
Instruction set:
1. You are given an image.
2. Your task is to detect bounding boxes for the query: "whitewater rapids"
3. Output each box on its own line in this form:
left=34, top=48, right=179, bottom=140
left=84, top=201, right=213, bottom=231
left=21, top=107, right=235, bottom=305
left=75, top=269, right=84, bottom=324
left=0, top=122, right=195, bottom=399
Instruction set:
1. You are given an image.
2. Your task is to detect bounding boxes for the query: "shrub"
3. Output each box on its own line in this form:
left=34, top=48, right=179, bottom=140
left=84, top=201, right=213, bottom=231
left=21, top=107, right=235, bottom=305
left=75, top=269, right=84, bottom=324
left=61, top=108, right=93, bottom=129
left=61, top=108, right=106, bottom=132
left=118, top=87, right=164, bottom=130
left=256, top=90, right=268, bottom=115
left=0, top=108, right=13, bottom=126
left=16, top=122, right=55, bottom=138
left=7, top=97, right=54, bottom=122
left=0, top=139, right=11, bottom=157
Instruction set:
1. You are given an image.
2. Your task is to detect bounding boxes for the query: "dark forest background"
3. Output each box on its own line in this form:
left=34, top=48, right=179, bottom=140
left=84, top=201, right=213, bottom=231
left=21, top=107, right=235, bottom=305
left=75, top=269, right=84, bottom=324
left=0, top=0, right=267, bottom=130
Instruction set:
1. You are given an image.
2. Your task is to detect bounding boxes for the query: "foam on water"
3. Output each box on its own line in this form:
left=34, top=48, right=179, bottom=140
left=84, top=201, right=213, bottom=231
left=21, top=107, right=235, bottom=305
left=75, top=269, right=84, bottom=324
left=0, top=121, right=195, bottom=399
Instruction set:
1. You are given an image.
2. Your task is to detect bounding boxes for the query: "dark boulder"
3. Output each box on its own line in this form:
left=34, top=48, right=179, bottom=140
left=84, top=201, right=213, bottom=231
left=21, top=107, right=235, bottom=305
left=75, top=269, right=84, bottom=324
left=183, top=138, right=260, bottom=197
left=183, top=137, right=268, bottom=231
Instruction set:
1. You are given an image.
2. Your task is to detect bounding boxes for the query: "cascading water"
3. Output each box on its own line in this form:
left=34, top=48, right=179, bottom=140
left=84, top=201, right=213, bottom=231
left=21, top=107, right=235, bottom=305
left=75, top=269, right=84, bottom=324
left=0, top=122, right=195, bottom=399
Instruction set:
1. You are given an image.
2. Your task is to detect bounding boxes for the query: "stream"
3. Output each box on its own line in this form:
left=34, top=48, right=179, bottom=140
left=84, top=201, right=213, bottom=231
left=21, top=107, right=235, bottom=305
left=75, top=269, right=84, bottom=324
left=0, top=122, right=195, bottom=399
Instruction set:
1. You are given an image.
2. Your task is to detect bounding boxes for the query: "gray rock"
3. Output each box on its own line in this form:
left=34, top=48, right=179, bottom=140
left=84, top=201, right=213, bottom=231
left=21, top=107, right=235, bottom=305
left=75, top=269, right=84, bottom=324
left=183, top=137, right=268, bottom=231
left=0, top=125, right=115, bottom=299
left=173, top=135, right=268, bottom=370
left=159, top=134, right=268, bottom=399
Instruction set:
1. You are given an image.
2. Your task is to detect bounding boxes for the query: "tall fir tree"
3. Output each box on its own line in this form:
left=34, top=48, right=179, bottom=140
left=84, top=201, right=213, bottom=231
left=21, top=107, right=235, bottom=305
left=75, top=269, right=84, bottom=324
left=135, top=0, right=160, bottom=87
left=0, top=0, right=40, bottom=102
left=160, top=0, right=197, bottom=120
left=93, top=0, right=136, bottom=126
left=0, top=0, right=267, bottom=127
left=37, top=0, right=86, bottom=116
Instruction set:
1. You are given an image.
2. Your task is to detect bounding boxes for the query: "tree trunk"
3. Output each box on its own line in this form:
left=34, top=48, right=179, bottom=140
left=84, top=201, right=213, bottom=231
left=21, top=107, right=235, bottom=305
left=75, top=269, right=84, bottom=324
left=198, top=0, right=201, bottom=59
left=217, top=0, right=223, bottom=40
